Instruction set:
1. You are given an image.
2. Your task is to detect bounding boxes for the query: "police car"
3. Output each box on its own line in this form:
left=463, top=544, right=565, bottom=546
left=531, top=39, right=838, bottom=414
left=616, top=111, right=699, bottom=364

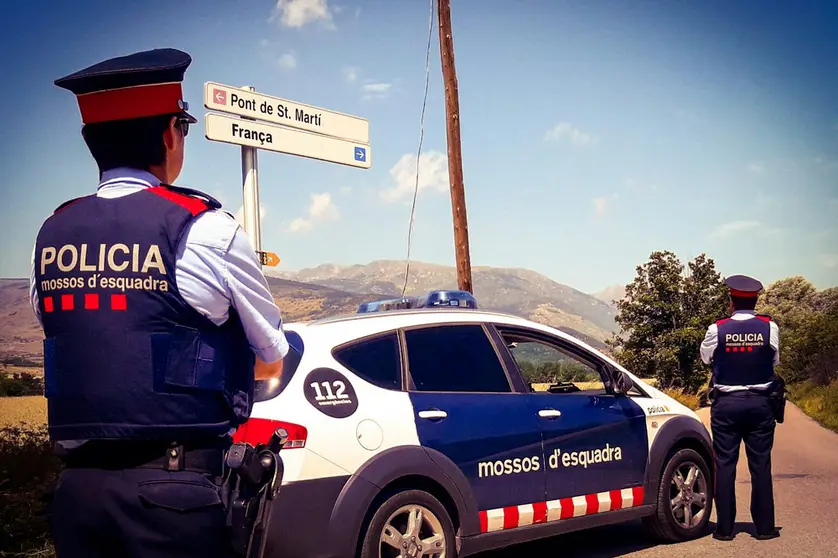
left=235, top=290, right=714, bottom=558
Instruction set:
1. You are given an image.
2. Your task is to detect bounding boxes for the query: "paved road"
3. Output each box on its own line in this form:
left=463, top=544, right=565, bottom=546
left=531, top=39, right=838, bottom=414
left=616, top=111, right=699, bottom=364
left=481, top=403, right=838, bottom=558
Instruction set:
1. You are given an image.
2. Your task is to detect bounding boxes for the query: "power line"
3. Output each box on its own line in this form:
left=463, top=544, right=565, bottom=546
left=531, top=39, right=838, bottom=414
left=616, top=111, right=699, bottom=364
left=401, top=0, right=435, bottom=297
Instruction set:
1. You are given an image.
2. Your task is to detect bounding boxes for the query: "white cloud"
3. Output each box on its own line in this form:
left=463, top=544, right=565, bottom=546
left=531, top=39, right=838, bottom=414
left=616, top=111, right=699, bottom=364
left=289, top=192, right=339, bottom=232
left=544, top=122, right=595, bottom=147
left=592, top=193, right=618, bottom=217
left=709, top=220, right=762, bottom=239
left=339, top=186, right=352, bottom=194
left=362, top=82, right=393, bottom=100
left=278, top=52, right=297, bottom=70
left=592, top=197, right=608, bottom=216
left=270, top=0, right=334, bottom=29
left=380, top=151, right=449, bottom=203
left=710, top=220, right=783, bottom=239
left=342, top=66, right=358, bottom=83
left=819, top=254, right=838, bottom=269
left=747, top=162, right=764, bottom=174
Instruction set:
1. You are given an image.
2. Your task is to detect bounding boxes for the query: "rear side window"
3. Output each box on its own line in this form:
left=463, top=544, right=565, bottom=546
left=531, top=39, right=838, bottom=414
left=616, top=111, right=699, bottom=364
left=333, top=332, right=402, bottom=391
left=255, top=329, right=304, bottom=402
left=404, top=324, right=511, bottom=393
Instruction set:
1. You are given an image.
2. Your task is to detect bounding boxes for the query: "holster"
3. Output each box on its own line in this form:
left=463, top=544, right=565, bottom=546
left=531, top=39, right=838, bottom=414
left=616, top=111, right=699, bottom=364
left=221, top=429, right=288, bottom=558
left=767, top=375, right=787, bottom=424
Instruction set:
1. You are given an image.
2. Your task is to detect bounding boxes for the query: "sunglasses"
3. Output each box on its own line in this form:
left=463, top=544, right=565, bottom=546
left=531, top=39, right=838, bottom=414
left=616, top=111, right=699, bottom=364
left=176, top=117, right=190, bottom=137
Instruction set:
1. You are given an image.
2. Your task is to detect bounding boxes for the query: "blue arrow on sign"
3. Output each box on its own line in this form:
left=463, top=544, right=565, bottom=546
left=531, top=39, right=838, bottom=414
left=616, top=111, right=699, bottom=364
left=354, top=147, right=367, bottom=162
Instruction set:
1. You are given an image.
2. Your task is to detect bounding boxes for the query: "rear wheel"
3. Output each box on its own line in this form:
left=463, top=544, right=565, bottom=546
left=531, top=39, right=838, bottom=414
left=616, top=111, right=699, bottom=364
left=643, top=448, right=713, bottom=542
left=359, top=489, right=456, bottom=558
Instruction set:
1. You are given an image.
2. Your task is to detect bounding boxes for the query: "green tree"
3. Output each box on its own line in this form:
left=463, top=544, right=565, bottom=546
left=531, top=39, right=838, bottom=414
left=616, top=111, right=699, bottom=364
left=609, top=251, right=728, bottom=392
left=756, top=278, right=838, bottom=384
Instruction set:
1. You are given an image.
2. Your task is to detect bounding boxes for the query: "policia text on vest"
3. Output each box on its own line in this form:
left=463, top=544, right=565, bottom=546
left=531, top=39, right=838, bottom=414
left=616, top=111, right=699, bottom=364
left=38, top=244, right=170, bottom=293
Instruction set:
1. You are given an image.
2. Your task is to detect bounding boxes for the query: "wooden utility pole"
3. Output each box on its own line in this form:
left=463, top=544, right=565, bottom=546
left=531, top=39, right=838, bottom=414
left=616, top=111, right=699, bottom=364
left=437, top=0, right=473, bottom=294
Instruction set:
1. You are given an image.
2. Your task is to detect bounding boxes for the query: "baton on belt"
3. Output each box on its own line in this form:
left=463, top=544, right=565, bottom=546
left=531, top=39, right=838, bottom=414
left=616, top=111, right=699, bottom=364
left=223, top=427, right=288, bottom=558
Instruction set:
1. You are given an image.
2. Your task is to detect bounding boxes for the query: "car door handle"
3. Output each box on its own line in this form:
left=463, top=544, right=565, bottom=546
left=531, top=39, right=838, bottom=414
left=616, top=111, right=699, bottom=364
left=538, top=409, right=562, bottom=419
left=418, top=410, right=448, bottom=420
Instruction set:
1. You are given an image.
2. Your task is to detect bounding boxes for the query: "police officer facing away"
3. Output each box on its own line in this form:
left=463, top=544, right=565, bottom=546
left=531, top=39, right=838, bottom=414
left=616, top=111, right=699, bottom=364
left=30, top=48, right=289, bottom=557
left=700, top=275, right=782, bottom=542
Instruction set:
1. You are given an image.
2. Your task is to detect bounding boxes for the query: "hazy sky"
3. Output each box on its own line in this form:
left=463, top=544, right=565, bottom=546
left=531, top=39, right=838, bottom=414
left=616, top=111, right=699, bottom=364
left=1, top=0, right=836, bottom=293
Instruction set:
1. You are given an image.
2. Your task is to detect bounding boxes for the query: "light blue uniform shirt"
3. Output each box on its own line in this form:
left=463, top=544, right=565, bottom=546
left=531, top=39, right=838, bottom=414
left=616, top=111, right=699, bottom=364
left=30, top=166, right=290, bottom=369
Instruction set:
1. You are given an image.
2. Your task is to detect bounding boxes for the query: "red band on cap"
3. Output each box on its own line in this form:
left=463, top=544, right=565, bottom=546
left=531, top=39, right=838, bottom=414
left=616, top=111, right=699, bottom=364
left=729, top=288, right=759, bottom=297
left=77, top=82, right=183, bottom=124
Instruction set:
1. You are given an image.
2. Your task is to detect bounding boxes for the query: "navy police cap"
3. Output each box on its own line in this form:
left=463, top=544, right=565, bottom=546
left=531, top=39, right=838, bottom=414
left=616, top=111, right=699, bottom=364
left=54, top=48, right=197, bottom=125
left=724, top=274, right=763, bottom=297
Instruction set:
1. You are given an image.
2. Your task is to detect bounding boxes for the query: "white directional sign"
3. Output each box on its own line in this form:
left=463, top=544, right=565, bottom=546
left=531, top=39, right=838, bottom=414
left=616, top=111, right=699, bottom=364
left=204, top=112, right=372, bottom=169
left=204, top=81, right=370, bottom=144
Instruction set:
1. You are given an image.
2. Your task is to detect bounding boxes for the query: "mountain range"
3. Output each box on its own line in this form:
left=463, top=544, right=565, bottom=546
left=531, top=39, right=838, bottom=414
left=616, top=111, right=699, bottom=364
left=1, top=260, right=621, bottom=365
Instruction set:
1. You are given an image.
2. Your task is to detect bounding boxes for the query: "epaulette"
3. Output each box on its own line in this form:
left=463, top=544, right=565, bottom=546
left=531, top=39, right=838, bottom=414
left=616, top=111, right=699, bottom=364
left=715, top=317, right=730, bottom=326
left=158, top=184, right=222, bottom=209
left=53, top=195, right=91, bottom=214
left=756, top=313, right=772, bottom=323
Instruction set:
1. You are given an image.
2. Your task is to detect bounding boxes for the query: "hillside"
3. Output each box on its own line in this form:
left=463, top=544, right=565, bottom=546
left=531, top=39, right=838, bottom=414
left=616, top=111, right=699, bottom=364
left=0, top=277, right=383, bottom=365
left=591, top=284, right=627, bottom=305
left=2, top=261, right=617, bottom=364
left=271, top=260, right=617, bottom=346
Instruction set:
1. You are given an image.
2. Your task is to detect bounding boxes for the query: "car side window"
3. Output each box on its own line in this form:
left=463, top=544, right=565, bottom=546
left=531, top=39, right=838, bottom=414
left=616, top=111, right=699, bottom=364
left=333, top=332, right=402, bottom=391
left=404, top=324, right=511, bottom=393
left=497, top=328, right=606, bottom=394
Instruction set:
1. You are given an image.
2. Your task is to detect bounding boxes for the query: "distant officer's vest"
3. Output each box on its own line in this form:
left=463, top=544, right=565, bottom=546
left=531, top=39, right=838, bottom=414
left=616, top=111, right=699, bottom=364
left=33, top=185, right=255, bottom=441
left=712, top=313, right=774, bottom=386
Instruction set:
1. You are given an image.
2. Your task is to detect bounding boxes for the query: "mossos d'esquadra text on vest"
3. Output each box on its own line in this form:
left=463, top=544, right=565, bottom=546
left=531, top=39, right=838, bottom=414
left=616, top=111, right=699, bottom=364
left=37, top=243, right=169, bottom=293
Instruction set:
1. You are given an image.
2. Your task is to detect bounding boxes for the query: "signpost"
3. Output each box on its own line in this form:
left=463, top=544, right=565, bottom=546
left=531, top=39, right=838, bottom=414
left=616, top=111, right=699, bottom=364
left=257, top=251, right=280, bottom=267
left=203, top=82, right=371, bottom=267
left=205, top=113, right=371, bottom=169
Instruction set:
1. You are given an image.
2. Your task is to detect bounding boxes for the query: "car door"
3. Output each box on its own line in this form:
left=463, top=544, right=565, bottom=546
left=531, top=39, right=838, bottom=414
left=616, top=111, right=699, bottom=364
left=493, top=324, right=648, bottom=512
left=402, top=322, right=547, bottom=516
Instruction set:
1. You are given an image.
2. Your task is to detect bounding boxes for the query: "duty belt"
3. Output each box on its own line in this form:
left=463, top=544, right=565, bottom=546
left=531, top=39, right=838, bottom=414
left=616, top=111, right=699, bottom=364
left=221, top=427, right=289, bottom=558
left=59, top=438, right=229, bottom=476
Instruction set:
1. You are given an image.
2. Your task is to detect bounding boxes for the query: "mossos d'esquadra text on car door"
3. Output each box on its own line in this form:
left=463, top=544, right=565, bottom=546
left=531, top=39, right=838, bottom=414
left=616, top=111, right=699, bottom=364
left=233, top=290, right=715, bottom=558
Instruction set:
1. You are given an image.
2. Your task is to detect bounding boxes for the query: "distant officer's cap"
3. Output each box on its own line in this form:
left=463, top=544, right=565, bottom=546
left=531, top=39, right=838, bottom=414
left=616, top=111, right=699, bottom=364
left=724, top=274, right=763, bottom=297
left=54, top=48, right=198, bottom=125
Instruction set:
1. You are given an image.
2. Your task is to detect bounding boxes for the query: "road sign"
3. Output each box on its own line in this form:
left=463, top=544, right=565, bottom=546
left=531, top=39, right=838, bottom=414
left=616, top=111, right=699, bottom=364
left=257, top=251, right=280, bottom=267
left=204, top=81, right=370, bottom=144
left=205, top=112, right=372, bottom=169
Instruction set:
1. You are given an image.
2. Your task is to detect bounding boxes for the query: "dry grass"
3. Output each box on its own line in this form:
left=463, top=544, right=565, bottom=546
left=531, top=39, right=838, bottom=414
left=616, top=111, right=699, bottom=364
left=660, top=387, right=701, bottom=411
left=790, top=380, right=838, bottom=433
left=0, top=396, right=48, bottom=427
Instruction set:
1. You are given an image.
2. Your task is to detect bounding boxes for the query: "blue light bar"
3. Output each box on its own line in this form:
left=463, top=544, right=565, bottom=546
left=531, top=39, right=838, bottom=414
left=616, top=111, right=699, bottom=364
left=356, top=289, right=478, bottom=313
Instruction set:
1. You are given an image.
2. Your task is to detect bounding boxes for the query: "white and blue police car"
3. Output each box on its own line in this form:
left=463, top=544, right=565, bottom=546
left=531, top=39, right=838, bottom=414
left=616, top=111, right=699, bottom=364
left=235, top=290, right=714, bottom=558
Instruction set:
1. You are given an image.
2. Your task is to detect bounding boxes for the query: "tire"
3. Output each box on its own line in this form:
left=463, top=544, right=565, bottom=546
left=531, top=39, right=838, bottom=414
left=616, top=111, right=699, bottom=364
left=642, top=447, right=714, bottom=542
left=359, top=489, right=457, bottom=558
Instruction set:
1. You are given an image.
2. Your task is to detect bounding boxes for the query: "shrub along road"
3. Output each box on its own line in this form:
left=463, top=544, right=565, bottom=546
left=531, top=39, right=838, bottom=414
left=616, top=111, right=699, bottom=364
left=482, top=403, right=838, bottom=557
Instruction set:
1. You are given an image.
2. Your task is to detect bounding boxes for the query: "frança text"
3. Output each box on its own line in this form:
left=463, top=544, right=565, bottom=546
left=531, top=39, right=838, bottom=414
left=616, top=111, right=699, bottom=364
left=231, top=123, right=272, bottom=146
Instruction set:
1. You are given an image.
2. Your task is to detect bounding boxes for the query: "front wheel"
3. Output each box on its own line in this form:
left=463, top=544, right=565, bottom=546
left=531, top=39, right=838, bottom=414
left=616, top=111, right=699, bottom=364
left=643, top=447, right=713, bottom=542
left=359, top=489, right=456, bottom=558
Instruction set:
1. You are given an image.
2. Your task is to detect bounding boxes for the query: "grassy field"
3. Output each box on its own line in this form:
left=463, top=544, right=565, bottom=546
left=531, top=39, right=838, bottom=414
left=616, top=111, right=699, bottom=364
left=0, top=395, right=47, bottom=427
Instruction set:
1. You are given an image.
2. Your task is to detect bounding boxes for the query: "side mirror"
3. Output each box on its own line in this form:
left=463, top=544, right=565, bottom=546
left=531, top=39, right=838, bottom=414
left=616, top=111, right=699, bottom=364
left=611, top=368, right=634, bottom=396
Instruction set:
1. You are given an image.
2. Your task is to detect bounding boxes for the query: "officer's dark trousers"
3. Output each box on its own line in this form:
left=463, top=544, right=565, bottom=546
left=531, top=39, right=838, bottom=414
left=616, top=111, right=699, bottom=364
left=48, top=467, right=235, bottom=557
left=710, top=390, right=776, bottom=537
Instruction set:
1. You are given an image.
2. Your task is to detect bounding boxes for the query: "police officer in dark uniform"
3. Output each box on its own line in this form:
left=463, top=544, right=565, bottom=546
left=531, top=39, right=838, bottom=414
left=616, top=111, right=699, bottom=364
left=31, top=48, right=290, bottom=557
left=700, top=274, right=782, bottom=541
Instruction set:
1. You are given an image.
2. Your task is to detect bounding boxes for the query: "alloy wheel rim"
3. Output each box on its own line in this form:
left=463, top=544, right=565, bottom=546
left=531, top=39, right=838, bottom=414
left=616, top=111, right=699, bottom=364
left=670, top=461, right=708, bottom=529
left=379, top=504, right=446, bottom=558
